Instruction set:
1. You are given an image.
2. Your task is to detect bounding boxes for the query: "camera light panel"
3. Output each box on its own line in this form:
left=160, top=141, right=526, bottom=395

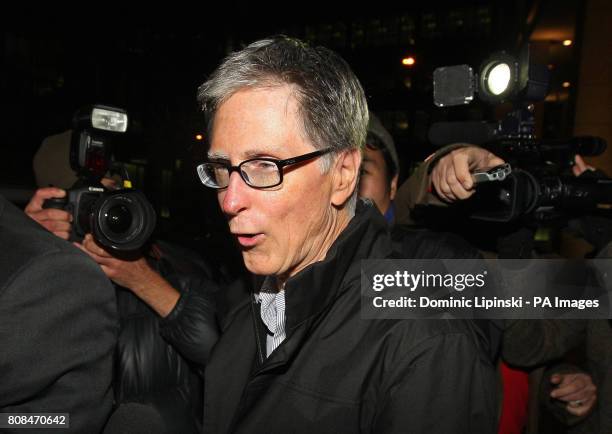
left=92, top=107, right=128, bottom=133
left=433, top=65, right=475, bottom=107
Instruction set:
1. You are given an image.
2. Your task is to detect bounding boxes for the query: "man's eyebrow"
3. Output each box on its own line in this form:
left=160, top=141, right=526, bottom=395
left=243, top=146, right=285, bottom=159
left=207, top=146, right=286, bottom=161
left=362, top=155, right=374, bottom=163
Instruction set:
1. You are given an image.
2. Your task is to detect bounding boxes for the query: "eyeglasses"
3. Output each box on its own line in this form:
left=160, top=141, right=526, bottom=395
left=197, top=148, right=334, bottom=189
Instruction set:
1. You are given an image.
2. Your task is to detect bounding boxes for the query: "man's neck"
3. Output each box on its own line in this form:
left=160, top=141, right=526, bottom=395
left=277, top=208, right=352, bottom=289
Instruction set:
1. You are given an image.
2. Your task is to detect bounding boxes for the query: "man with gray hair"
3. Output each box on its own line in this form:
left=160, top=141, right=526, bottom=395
left=197, top=36, right=497, bottom=433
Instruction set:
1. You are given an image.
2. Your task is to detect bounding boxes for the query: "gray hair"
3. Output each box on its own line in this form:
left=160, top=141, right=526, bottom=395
left=197, top=35, right=369, bottom=214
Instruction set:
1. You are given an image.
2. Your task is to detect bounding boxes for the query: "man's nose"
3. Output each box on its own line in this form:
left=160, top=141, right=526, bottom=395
left=220, top=171, right=250, bottom=216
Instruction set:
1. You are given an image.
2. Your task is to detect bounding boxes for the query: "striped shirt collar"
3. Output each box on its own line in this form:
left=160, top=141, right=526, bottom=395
left=254, top=276, right=287, bottom=356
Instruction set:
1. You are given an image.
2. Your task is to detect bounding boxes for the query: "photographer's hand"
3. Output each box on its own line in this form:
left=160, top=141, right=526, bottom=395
left=572, top=155, right=596, bottom=177
left=431, top=146, right=505, bottom=202
left=550, top=372, right=597, bottom=417
left=75, top=234, right=180, bottom=318
left=25, top=187, right=72, bottom=240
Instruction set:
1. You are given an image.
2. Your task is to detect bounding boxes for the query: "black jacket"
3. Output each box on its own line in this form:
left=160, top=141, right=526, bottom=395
left=109, top=241, right=220, bottom=434
left=0, top=195, right=117, bottom=434
left=203, top=202, right=498, bottom=434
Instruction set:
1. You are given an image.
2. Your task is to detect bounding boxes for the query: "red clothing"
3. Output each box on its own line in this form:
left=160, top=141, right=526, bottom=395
left=498, top=362, right=530, bottom=434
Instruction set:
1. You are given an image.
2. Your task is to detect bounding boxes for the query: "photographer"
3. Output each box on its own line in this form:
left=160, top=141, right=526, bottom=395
left=25, top=124, right=220, bottom=434
left=358, top=112, right=399, bottom=223
left=359, top=116, right=494, bottom=264
left=395, top=144, right=604, bottom=433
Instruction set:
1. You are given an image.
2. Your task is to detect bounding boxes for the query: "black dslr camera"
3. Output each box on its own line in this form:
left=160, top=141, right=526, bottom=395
left=43, top=105, right=156, bottom=251
left=430, top=47, right=610, bottom=222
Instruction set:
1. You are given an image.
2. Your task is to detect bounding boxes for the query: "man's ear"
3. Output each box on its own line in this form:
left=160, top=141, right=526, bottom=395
left=331, top=148, right=362, bottom=207
left=389, top=174, right=399, bottom=201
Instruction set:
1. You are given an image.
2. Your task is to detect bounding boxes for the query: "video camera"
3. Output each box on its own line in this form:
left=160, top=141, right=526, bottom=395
left=430, top=47, right=611, bottom=222
left=43, top=104, right=156, bottom=251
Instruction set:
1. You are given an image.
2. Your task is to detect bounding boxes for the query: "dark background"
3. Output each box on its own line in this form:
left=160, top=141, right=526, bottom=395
left=0, top=0, right=592, bottom=250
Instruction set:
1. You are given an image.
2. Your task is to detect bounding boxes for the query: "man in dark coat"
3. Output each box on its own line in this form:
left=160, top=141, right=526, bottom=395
left=0, top=194, right=117, bottom=433
left=194, top=35, right=498, bottom=433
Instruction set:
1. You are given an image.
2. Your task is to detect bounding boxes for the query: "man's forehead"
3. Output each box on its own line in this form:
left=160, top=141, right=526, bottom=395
left=208, top=86, right=309, bottom=160
left=215, top=85, right=300, bottom=123
left=363, top=146, right=384, bottom=162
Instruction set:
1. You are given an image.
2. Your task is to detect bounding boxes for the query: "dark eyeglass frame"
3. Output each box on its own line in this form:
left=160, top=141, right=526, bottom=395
left=198, top=147, right=334, bottom=189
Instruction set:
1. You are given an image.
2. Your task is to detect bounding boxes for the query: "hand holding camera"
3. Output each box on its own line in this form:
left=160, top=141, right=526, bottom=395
left=25, top=187, right=72, bottom=240
left=42, top=184, right=156, bottom=252
left=430, top=146, right=506, bottom=202
left=25, top=104, right=179, bottom=318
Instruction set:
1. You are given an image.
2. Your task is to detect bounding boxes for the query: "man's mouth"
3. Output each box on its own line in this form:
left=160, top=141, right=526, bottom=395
left=233, top=233, right=263, bottom=248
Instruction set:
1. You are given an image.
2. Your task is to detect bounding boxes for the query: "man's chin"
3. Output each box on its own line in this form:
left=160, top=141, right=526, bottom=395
left=242, top=251, right=276, bottom=276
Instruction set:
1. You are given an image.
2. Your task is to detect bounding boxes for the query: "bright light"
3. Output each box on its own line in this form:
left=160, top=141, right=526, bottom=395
left=486, top=63, right=512, bottom=95
left=402, top=56, right=415, bottom=66
left=195, top=134, right=203, bottom=141
left=562, top=81, right=571, bottom=88
left=91, top=108, right=128, bottom=132
left=563, top=39, right=573, bottom=46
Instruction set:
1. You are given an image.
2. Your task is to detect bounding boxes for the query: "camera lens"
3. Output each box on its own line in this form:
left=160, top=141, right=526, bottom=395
left=92, top=189, right=156, bottom=251
left=104, top=204, right=133, bottom=234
